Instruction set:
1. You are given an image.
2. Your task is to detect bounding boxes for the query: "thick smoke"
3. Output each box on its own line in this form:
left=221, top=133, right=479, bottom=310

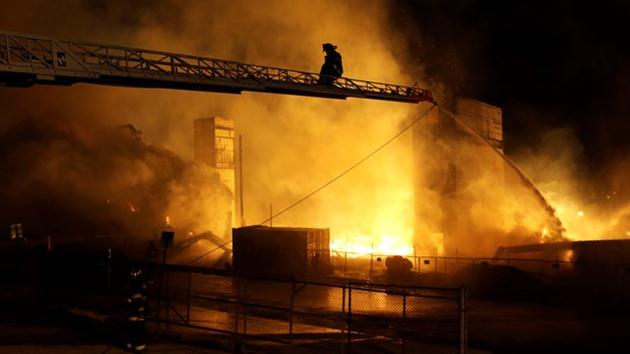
left=0, top=117, right=232, bottom=240
left=513, top=128, right=630, bottom=241
left=0, top=0, right=425, bottom=255
left=413, top=108, right=567, bottom=257
left=0, top=0, right=587, bottom=258
left=389, top=1, right=630, bottom=247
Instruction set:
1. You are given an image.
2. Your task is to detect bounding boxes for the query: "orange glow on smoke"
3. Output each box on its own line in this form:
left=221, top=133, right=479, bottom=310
left=324, top=178, right=417, bottom=257
left=544, top=196, right=629, bottom=241
left=330, top=232, right=414, bottom=257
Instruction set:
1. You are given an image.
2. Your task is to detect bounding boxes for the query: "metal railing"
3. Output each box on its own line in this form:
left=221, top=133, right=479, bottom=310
left=0, top=30, right=432, bottom=103
left=155, top=264, right=467, bottom=353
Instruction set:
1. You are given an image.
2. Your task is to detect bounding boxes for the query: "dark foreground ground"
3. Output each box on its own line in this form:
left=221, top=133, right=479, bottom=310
left=0, top=306, right=226, bottom=354
left=468, top=300, right=629, bottom=354
left=1, top=248, right=629, bottom=353
left=2, top=292, right=629, bottom=354
left=0, top=303, right=485, bottom=354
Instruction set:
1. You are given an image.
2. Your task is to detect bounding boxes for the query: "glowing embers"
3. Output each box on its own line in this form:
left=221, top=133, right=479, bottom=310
left=330, top=231, right=414, bottom=258
left=128, top=201, right=138, bottom=213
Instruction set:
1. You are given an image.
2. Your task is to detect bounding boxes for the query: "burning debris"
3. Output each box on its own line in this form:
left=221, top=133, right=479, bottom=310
left=0, top=118, right=232, bottom=252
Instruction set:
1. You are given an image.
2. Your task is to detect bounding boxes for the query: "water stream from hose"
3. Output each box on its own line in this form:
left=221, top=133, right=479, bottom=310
left=440, top=107, right=566, bottom=240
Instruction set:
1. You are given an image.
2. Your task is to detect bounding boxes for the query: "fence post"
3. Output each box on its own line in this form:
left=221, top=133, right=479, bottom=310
left=413, top=246, right=418, bottom=272
left=402, top=293, right=407, bottom=354
left=243, top=280, right=248, bottom=336
left=369, top=253, right=373, bottom=280
left=341, top=285, right=346, bottom=330
left=340, top=285, right=346, bottom=353
left=106, top=247, right=112, bottom=312
left=347, top=283, right=352, bottom=348
left=344, top=252, right=348, bottom=277
left=458, top=287, right=468, bottom=354
left=444, top=257, right=448, bottom=286
left=289, top=277, right=295, bottom=343
left=186, top=271, right=192, bottom=324
left=165, top=271, right=170, bottom=331
left=234, top=281, right=239, bottom=338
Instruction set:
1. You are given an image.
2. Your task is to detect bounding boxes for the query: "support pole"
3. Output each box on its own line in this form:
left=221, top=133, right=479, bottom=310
left=344, top=252, right=348, bottom=278
left=402, top=293, right=407, bottom=354
left=459, top=288, right=468, bottom=354
left=347, top=284, right=352, bottom=348
left=106, top=247, right=112, bottom=311
left=369, top=253, right=374, bottom=280
left=413, top=245, right=418, bottom=272
left=444, top=256, right=448, bottom=285
left=165, top=271, right=170, bottom=331
left=243, top=281, right=248, bottom=336
left=289, top=277, right=295, bottom=343
left=238, top=134, right=245, bottom=227
left=341, top=285, right=346, bottom=353
left=341, top=286, right=346, bottom=332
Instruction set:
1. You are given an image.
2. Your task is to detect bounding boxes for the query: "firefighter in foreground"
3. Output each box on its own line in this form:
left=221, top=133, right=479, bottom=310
left=123, top=266, right=148, bottom=352
left=318, top=43, right=343, bottom=85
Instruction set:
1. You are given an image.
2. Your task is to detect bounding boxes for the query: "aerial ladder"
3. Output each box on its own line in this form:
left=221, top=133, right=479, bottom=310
left=0, top=30, right=433, bottom=104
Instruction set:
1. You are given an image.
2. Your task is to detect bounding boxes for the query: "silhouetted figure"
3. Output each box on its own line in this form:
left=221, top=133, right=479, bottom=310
left=318, top=43, right=343, bottom=85
left=123, top=266, right=148, bottom=352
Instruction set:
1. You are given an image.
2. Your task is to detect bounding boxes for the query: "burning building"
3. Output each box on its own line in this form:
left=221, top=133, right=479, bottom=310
left=413, top=98, right=505, bottom=257
left=194, top=117, right=237, bottom=226
left=455, top=98, right=504, bottom=151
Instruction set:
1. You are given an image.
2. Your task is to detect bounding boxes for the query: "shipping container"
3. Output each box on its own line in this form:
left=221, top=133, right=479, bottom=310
left=232, top=226, right=330, bottom=277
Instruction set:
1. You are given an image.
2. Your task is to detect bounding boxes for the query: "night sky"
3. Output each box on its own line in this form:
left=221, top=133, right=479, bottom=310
left=394, top=0, right=629, bottom=172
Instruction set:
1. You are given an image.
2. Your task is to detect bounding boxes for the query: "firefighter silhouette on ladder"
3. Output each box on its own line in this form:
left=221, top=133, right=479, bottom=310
left=318, top=43, right=343, bottom=85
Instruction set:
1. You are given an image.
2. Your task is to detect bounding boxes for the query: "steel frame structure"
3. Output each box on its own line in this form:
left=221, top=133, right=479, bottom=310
left=0, top=31, right=432, bottom=104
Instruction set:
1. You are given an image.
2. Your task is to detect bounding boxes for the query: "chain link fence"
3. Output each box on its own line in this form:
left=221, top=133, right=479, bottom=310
left=347, top=282, right=466, bottom=353
left=312, top=249, right=615, bottom=287
left=155, top=265, right=467, bottom=353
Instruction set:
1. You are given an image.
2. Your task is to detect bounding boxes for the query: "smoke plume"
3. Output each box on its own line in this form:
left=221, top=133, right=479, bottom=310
left=0, top=117, right=232, bottom=240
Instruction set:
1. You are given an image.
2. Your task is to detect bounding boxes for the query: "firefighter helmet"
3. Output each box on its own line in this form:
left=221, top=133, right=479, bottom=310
left=322, top=43, right=337, bottom=51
